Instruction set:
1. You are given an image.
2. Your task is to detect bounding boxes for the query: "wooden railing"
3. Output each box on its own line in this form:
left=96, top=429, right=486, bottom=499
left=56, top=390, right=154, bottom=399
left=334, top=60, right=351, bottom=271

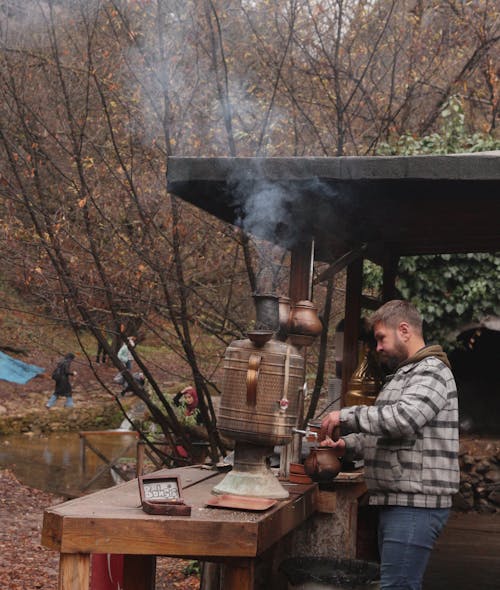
left=79, top=430, right=139, bottom=492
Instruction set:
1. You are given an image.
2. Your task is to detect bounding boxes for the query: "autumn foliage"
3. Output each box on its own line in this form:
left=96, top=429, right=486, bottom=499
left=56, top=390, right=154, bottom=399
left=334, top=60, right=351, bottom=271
left=0, top=0, right=498, bottom=460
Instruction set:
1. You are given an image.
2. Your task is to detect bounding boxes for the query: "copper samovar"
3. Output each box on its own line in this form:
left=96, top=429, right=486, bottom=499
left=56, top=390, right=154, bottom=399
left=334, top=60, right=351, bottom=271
left=213, top=294, right=307, bottom=499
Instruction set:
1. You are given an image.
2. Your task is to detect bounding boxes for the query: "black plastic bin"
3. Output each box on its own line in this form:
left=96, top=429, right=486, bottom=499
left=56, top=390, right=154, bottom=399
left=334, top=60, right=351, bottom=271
left=279, top=557, right=380, bottom=589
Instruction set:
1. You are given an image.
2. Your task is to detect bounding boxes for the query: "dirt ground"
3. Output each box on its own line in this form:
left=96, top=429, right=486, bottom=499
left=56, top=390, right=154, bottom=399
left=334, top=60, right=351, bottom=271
left=0, top=354, right=200, bottom=590
left=0, top=469, right=199, bottom=590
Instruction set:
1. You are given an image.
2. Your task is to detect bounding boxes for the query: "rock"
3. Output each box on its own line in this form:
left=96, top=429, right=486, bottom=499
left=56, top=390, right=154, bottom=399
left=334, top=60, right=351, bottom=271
left=461, top=454, right=476, bottom=469
left=484, top=469, right=500, bottom=483
left=478, top=499, right=497, bottom=513
left=475, top=460, right=492, bottom=474
left=489, top=491, right=500, bottom=506
left=0, top=405, right=7, bottom=415
left=469, top=473, right=482, bottom=485
left=460, top=473, right=473, bottom=484
left=476, top=459, right=493, bottom=473
left=453, top=492, right=475, bottom=511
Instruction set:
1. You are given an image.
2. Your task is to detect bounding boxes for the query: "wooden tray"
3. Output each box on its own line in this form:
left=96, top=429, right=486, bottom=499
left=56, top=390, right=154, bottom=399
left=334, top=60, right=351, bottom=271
left=288, top=473, right=313, bottom=484
left=206, top=494, right=278, bottom=511
left=289, top=462, right=306, bottom=475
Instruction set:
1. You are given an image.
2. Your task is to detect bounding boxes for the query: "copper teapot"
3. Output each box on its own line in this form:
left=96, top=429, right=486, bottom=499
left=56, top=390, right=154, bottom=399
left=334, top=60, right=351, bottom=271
left=304, top=447, right=342, bottom=482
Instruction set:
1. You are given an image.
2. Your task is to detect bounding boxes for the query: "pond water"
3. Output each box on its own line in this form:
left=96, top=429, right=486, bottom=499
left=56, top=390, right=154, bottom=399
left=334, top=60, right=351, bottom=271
left=0, top=431, right=138, bottom=497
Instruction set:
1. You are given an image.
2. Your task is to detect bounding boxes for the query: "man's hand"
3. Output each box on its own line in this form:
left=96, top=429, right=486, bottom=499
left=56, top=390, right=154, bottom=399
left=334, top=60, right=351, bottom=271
left=319, top=435, right=345, bottom=457
left=319, top=410, right=340, bottom=442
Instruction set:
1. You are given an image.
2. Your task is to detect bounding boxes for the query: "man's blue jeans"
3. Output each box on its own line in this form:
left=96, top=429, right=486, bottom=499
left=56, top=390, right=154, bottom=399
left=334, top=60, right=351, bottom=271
left=378, top=505, right=450, bottom=590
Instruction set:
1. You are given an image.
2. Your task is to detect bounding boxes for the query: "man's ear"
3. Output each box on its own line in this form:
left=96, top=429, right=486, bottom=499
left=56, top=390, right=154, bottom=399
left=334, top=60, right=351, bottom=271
left=398, top=321, right=411, bottom=341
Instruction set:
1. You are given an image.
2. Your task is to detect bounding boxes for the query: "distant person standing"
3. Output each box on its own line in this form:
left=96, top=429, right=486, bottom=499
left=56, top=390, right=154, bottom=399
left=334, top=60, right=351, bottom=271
left=46, top=353, right=77, bottom=409
left=96, top=339, right=107, bottom=364
left=173, top=386, right=202, bottom=425
left=118, top=336, right=136, bottom=370
left=95, top=325, right=109, bottom=364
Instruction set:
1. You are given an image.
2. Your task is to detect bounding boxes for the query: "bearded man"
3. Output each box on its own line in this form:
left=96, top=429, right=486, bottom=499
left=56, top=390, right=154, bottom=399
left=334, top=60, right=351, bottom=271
left=320, top=300, right=459, bottom=590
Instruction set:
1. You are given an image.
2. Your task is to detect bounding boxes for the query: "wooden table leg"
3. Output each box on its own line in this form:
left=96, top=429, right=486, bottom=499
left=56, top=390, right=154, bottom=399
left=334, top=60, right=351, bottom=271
left=220, top=559, right=255, bottom=590
left=58, top=553, right=90, bottom=590
left=123, top=555, right=156, bottom=590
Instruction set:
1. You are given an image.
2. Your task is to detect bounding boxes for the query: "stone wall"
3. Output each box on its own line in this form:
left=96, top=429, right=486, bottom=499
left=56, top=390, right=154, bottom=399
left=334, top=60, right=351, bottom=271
left=0, top=401, right=125, bottom=435
left=454, top=439, right=500, bottom=513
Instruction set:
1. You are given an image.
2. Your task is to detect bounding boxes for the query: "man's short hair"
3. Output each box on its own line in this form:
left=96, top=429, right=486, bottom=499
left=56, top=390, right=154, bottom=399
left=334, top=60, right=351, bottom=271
left=369, top=300, right=423, bottom=334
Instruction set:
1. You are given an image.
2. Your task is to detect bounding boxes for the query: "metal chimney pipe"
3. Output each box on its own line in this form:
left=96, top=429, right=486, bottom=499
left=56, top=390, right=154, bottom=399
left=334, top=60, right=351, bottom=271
left=252, top=293, right=279, bottom=332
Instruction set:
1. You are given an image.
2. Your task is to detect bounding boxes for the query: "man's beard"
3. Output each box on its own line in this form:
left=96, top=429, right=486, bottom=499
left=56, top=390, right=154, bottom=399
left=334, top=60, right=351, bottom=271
left=380, top=341, right=408, bottom=371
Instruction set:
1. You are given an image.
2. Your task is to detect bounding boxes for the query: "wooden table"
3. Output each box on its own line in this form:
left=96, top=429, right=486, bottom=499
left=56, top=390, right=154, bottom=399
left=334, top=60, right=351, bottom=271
left=41, top=466, right=318, bottom=590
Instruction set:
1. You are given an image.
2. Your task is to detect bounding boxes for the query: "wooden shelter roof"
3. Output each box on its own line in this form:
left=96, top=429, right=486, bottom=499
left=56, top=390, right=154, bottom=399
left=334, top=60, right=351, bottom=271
left=167, top=152, right=500, bottom=262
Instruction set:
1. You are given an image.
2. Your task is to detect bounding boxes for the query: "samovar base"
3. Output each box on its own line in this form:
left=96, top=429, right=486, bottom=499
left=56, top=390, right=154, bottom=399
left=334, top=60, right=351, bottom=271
left=212, top=441, right=289, bottom=499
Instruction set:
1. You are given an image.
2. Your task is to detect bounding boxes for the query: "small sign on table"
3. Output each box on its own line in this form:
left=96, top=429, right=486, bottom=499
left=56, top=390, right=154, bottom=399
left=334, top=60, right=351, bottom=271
left=138, top=473, right=191, bottom=516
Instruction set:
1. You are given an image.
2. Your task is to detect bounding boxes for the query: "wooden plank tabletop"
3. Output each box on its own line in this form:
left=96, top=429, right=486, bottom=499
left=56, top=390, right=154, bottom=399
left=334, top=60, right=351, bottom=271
left=41, top=466, right=318, bottom=559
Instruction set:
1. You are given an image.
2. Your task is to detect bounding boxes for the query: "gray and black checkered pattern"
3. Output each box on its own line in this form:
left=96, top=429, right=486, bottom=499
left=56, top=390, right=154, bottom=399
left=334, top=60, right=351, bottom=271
left=340, top=348, right=459, bottom=508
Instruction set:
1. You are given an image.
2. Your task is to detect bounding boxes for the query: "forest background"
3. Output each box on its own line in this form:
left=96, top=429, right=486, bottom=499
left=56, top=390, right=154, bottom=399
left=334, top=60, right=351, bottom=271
left=0, top=0, right=499, bottom=464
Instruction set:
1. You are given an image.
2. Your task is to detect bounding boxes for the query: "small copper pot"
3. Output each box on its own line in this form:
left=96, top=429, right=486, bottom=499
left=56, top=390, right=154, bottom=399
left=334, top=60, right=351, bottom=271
left=288, top=300, right=323, bottom=343
left=304, top=447, right=342, bottom=482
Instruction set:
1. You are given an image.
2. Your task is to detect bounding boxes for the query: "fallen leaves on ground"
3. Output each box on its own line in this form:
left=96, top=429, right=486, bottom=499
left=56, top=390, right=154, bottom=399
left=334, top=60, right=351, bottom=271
left=0, top=469, right=60, bottom=590
left=0, top=469, right=200, bottom=589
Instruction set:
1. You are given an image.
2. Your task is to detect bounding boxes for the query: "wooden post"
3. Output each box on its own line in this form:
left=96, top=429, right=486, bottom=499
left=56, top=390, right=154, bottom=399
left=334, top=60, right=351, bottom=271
left=80, top=434, right=87, bottom=478
left=123, top=555, right=156, bottom=590
left=341, top=258, right=363, bottom=402
left=286, top=242, right=314, bottom=471
left=58, top=553, right=90, bottom=590
left=200, top=562, right=221, bottom=590
left=136, top=441, right=145, bottom=477
left=291, top=383, right=305, bottom=463
left=220, top=559, right=255, bottom=590
left=382, top=254, right=399, bottom=302
left=289, top=242, right=314, bottom=302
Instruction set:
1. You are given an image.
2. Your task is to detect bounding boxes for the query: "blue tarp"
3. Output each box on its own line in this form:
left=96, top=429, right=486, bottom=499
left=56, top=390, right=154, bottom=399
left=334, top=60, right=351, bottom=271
left=0, top=350, right=45, bottom=384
